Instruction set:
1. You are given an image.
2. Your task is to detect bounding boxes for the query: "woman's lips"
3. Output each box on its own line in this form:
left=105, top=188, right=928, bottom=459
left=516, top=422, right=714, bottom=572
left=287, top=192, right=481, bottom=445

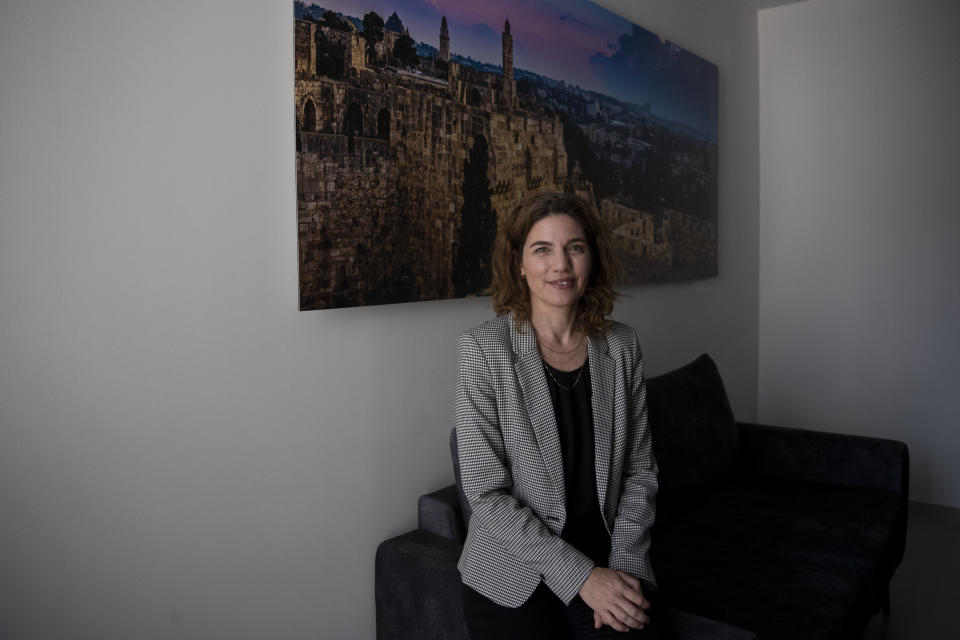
left=548, top=278, right=575, bottom=289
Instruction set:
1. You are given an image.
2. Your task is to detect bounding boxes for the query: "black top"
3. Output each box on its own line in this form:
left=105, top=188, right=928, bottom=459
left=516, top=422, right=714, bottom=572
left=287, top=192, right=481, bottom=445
left=543, top=359, right=612, bottom=567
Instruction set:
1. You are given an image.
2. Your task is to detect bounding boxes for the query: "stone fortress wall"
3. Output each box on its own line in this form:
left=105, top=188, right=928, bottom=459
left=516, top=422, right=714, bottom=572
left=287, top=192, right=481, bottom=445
left=295, top=17, right=565, bottom=309
left=599, top=200, right=716, bottom=281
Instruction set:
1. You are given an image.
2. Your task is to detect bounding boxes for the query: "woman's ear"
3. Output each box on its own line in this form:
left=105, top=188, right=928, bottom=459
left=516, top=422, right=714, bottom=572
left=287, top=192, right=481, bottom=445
left=514, top=250, right=524, bottom=278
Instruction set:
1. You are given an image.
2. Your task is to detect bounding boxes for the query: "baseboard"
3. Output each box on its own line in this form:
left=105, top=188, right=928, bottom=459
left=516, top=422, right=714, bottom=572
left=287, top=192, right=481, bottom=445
left=909, top=500, right=960, bottom=523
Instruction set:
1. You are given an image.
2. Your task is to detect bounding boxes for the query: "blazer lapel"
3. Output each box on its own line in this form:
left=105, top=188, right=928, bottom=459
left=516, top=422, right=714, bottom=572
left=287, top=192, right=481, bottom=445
left=588, top=332, right=615, bottom=521
left=511, top=317, right=566, bottom=510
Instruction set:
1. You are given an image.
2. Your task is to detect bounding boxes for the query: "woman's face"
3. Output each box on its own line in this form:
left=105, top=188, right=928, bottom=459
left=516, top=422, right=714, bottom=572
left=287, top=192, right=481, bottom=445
left=519, top=213, right=592, bottom=316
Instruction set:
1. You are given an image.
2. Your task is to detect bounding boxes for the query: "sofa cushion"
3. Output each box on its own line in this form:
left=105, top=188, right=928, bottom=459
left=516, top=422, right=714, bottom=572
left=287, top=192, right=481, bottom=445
left=646, top=354, right=740, bottom=522
left=651, top=478, right=901, bottom=640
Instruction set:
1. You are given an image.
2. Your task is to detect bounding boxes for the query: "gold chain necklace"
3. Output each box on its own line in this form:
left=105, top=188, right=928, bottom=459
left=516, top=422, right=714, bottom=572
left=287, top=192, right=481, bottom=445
left=535, top=332, right=585, bottom=354
left=544, top=361, right=585, bottom=391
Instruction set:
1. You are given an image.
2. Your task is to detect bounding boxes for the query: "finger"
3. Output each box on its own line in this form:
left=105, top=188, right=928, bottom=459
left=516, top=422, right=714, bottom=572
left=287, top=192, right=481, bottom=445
left=612, top=573, right=649, bottom=610
left=616, top=571, right=641, bottom=590
left=593, top=611, right=602, bottom=630
left=621, top=586, right=650, bottom=611
left=601, top=611, right=630, bottom=633
left=607, top=611, right=641, bottom=631
left=607, top=618, right=629, bottom=632
left=611, top=603, right=649, bottom=629
left=623, top=602, right=651, bottom=624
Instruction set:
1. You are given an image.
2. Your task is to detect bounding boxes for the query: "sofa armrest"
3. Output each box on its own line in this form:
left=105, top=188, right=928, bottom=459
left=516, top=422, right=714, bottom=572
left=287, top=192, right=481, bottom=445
left=737, top=422, right=909, bottom=495
left=418, top=484, right=467, bottom=542
left=375, top=529, right=468, bottom=640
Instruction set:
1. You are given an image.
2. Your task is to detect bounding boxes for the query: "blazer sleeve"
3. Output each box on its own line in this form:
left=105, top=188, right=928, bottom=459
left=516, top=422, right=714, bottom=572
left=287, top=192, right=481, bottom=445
left=607, top=330, right=659, bottom=588
left=455, top=331, right=595, bottom=604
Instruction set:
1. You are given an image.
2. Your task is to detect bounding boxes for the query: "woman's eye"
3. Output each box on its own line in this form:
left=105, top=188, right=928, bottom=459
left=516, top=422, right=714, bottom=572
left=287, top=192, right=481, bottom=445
left=533, top=246, right=549, bottom=254
left=569, top=244, right=585, bottom=253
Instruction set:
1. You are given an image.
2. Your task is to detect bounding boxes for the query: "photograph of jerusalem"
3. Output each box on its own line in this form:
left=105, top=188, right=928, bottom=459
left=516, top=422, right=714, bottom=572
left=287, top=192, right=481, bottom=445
left=295, top=0, right=718, bottom=311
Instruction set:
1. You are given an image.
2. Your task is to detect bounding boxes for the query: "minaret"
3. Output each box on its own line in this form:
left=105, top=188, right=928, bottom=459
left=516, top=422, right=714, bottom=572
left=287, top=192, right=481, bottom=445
left=439, top=15, right=450, bottom=63
left=502, top=19, right=513, bottom=82
left=501, top=19, right=515, bottom=108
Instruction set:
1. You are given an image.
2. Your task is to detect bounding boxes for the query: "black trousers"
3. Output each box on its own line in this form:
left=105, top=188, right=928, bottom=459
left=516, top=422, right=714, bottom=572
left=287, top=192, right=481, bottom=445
left=461, top=583, right=676, bottom=640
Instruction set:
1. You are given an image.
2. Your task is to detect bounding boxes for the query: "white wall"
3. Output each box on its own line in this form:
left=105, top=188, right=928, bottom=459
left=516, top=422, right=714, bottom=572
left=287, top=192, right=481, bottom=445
left=0, top=1, right=759, bottom=638
left=759, top=0, right=960, bottom=507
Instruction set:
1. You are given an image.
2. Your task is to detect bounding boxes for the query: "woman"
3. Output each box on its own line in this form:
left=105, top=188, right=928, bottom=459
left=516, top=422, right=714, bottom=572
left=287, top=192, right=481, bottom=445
left=455, top=192, right=670, bottom=639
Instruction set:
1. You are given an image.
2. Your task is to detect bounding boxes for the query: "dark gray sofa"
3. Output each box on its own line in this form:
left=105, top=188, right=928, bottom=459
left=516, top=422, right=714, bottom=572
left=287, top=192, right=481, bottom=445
left=376, top=354, right=909, bottom=639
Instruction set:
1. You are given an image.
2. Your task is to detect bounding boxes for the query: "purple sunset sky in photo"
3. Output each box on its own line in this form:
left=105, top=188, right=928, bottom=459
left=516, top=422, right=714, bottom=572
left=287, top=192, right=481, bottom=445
left=302, top=0, right=718, bottom=137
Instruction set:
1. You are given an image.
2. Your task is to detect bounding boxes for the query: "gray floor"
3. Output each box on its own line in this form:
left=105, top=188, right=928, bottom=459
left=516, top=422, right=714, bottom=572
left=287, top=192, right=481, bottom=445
left=861, top=501, right=960, bottom=640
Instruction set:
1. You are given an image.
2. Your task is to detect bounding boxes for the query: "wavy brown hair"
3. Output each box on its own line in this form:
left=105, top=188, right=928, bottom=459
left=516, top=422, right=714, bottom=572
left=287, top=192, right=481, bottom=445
left=490, top=191, right=620, bottom=335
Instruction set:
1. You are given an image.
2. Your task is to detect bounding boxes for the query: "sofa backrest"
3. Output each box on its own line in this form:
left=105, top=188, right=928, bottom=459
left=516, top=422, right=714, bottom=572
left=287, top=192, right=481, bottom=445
left=450, top=353, right=739, bottom=527
left=645, top=354, right=740, bottom=523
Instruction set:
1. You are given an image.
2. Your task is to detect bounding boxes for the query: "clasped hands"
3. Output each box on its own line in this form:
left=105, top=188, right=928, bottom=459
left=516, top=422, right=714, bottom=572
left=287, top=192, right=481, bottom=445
left=579, top=567, right=650, bottom=632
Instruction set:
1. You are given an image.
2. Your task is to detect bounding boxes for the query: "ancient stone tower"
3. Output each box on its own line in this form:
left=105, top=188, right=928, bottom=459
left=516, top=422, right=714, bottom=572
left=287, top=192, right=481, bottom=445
left=502, top=19, right=513, bottom=80
left=439, top=15, right=450, bottom=63
left=501, top=19, right=516, bottom=108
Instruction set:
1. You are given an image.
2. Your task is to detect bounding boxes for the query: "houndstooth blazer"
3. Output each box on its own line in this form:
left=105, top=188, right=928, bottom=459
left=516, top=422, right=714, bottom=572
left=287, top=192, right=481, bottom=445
left=455, top=313, right=658, bottom=608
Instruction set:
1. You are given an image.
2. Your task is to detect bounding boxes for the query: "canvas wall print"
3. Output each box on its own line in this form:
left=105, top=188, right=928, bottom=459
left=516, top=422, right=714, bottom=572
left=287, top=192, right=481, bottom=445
left=295, top=0, right=718, bottom=310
